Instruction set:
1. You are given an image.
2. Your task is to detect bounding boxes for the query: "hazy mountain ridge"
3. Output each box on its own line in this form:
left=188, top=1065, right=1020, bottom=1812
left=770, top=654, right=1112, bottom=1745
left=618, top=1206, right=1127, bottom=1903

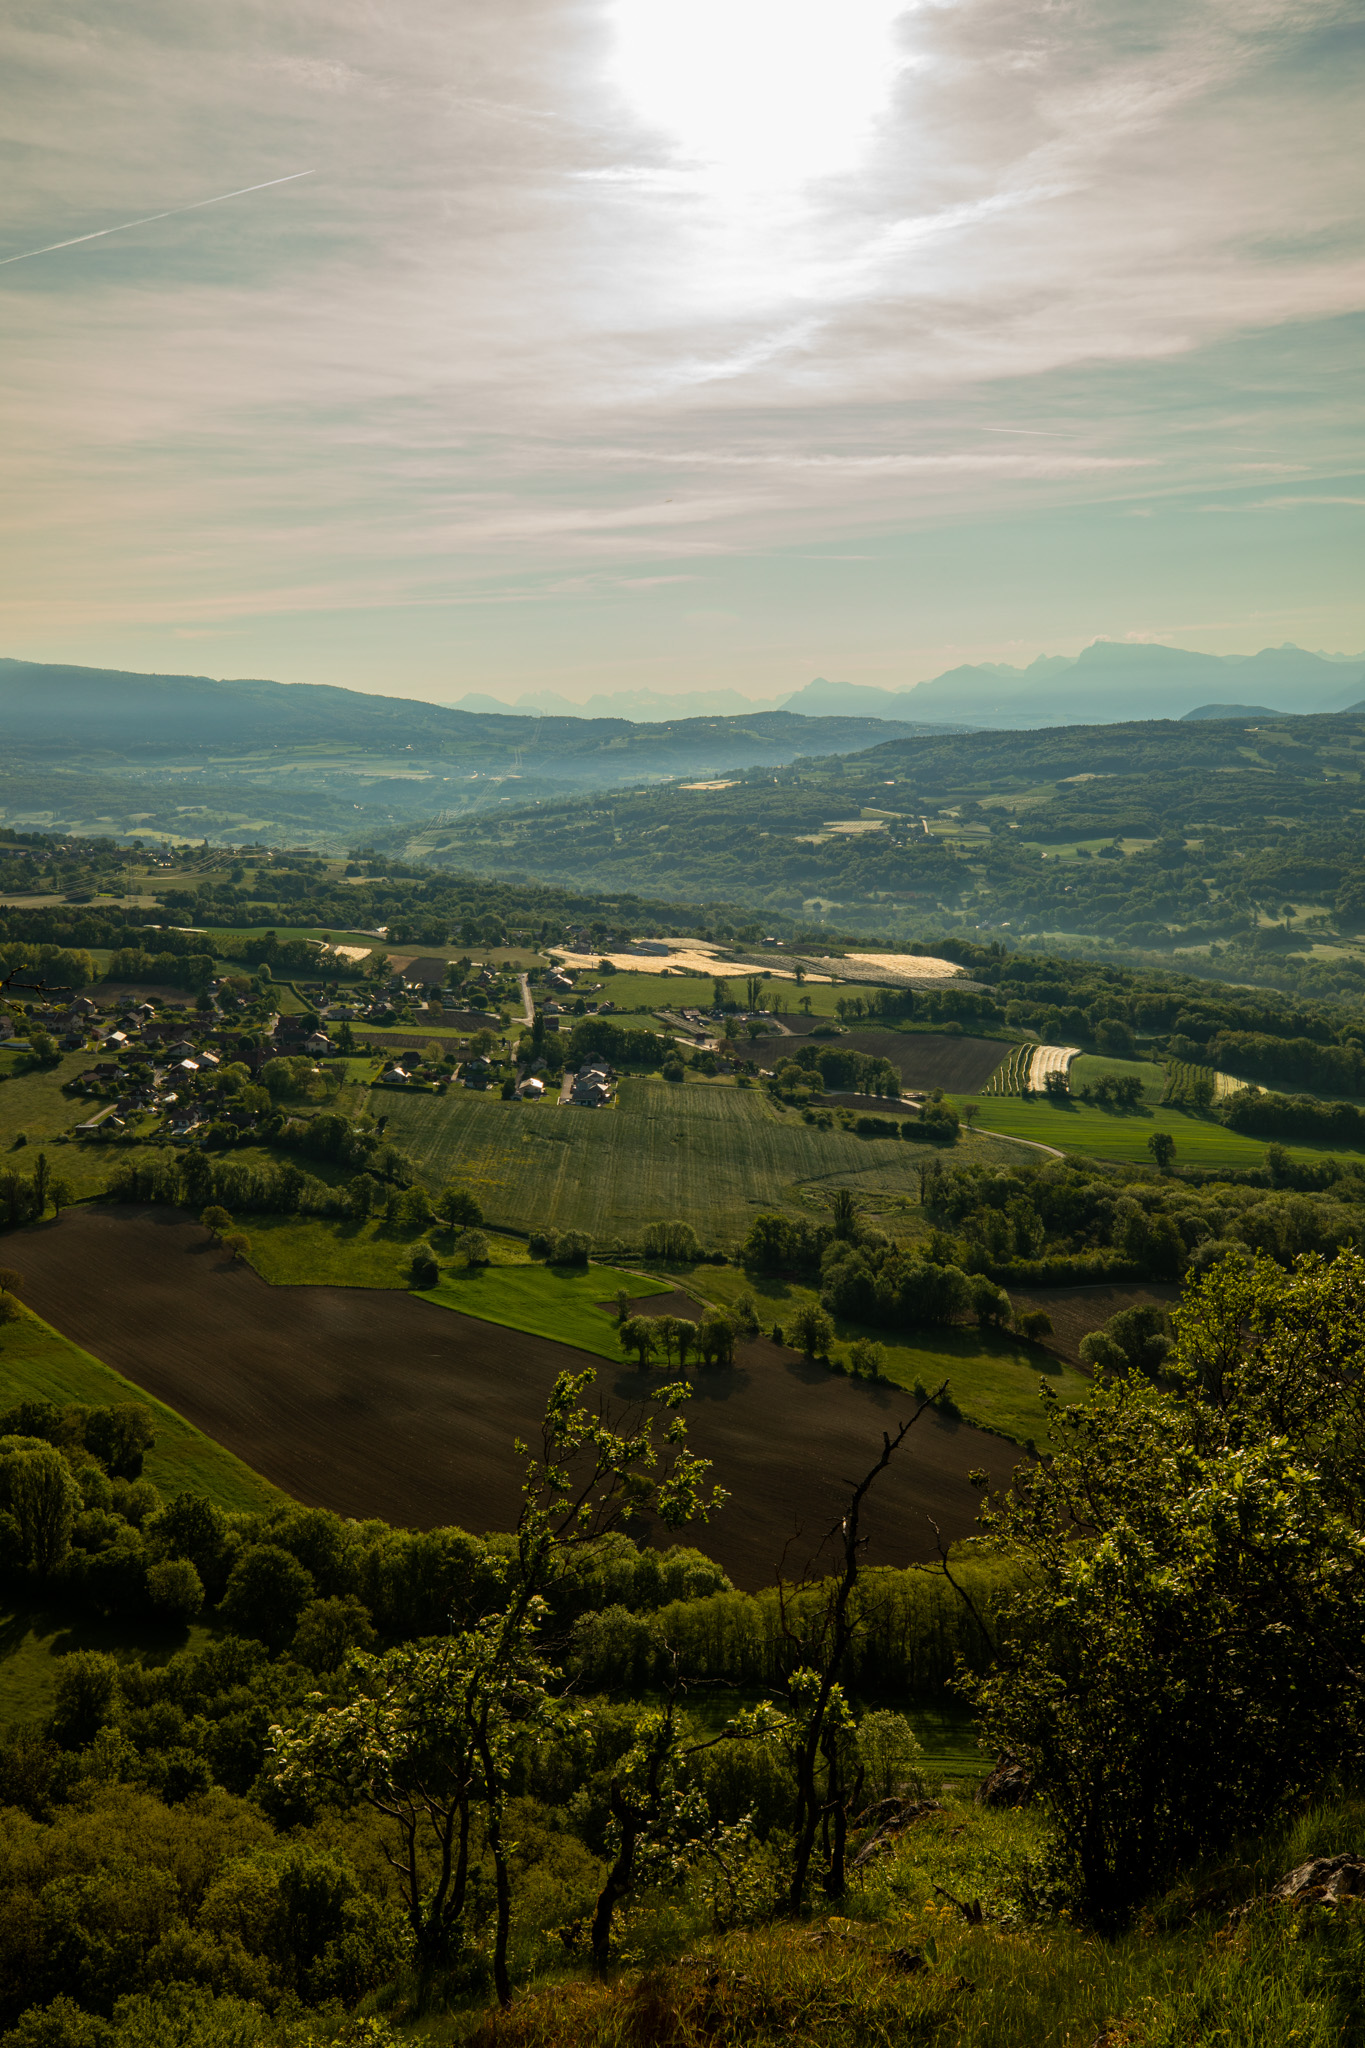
left=451, top=641, right=1365, bottom=727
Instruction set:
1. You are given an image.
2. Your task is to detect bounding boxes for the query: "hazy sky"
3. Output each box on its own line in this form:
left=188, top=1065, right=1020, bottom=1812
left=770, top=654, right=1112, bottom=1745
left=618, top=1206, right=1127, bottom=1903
left=2, top=0, right=1363, bottom=703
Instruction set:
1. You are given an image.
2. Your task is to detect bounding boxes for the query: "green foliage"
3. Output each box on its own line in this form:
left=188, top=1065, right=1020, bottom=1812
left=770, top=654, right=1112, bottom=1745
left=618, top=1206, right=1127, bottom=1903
left=968, top=1249, right=1365, bottom=1924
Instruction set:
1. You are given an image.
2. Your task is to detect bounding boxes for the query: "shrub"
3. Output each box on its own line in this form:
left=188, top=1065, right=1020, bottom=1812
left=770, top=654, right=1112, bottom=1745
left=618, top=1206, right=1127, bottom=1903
left=550, top=1230, right=590, bottom=1267
left=407, top=1244, right=439, bottom=1289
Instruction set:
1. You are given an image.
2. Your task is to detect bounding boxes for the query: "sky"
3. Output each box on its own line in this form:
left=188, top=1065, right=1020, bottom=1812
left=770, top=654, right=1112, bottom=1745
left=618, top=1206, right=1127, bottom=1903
left=1, top=0, right=1363, bottom=706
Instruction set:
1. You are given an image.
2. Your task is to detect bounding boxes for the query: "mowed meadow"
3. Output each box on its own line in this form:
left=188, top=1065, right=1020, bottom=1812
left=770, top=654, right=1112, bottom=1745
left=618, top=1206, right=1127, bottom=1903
left=382, top=1076, right=952, bottom=1240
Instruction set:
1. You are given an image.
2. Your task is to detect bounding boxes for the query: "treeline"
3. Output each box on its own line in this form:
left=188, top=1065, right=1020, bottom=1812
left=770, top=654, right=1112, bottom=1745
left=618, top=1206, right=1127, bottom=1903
left=107, top=1121, right=413, bottom=1222
left=1221, top=1089, right=1365, bottom=1145
left=571, top=1554, right=1022, bottom=1697
left=105, top=945, right=215, bottom=991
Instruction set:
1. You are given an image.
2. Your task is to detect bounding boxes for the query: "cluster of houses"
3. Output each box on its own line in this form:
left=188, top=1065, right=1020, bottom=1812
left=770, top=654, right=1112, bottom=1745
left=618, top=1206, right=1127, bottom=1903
left=71, top=1037, right=227, bottom=1140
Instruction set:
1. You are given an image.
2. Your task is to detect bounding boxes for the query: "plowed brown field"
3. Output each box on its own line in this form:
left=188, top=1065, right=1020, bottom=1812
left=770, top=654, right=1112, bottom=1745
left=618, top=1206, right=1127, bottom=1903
left=753, top=1029, right=1011, bottom=1093
left=11, top=1207, right=1019, bottom=1588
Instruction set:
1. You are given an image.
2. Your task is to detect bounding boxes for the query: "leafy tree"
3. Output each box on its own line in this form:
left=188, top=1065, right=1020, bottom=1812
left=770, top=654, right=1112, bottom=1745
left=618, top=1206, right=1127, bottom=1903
left=1147, top=1129, right=1176, bottom=1171
left=965, top=1250, right=1365, bottom=1924
left=406, top=1243, right=439, bottom=1289
left=49, top=1650, right=120, bottom=1749
left=272, top=1369, right=723, bottom=2000
left=618, top=1316, right=656, bottom=1372
left=969, top=1274, right=1013, bottom=1329
left=790, top=1302, right=834, bottom=1361
left=221, top=1544, right=315, bottom=1651
left=292, top=1595, right=377, bottom=1674
left=0, top=1438, right=81, bottom=1574
left=698, top=1310, right=736, bottom=1367
left=85, top=1404, right=155, bottom=1480
left=221, top=1231, right=251, bottom=1263
left=847, top=1336, right=883, bottom=1377
left=145, top=1556, right=205, bottom=1624
left=642, top=1219, right=702, bottom=1263
left=395, top=1185, right=434, bottom=1235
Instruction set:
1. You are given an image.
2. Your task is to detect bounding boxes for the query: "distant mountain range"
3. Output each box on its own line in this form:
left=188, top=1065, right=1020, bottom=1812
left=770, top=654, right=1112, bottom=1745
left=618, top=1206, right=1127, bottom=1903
left=2, top=645, right=1363, bottom=850
left=452, top=641, right=1365, bottom=729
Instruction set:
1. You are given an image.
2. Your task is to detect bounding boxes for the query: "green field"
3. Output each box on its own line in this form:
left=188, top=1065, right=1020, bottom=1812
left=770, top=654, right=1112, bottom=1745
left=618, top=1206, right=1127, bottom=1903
left=692, top=1268, right=1087, bottom=1445
left=422, top=1261, right=673, bottom=1359
left=0, top=1304, right=280, bottom=1512
left=590, top=969, right=893, bottom=1019
left=243, top=1214, right=673, bottom=1356
left=382, top=1076, right=965, bottom=1244
left=958, top=1091, right=1361, bottom=1169
left=1069, top=1053, right=1167, bottom=1102
left=0, top=1050, right=92, bottom=1151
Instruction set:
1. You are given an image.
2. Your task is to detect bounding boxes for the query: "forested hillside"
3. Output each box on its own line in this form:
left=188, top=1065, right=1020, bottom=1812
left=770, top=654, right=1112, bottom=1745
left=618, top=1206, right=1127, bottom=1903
left=419, top=709, right=1365, bottom=996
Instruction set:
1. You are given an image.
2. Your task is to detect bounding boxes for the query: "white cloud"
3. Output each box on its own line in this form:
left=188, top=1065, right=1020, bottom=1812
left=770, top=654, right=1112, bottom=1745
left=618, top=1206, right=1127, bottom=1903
left=0, top=0, right=1361, bottom=676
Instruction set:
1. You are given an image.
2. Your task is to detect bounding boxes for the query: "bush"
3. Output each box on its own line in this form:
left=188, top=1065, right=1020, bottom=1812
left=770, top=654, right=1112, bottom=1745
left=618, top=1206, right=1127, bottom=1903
left=407, top=1244, right=439, bottom=1289
left=455, top=1228, right=489, bottom=1268
left=550, top=1230, right=590, bottom=1268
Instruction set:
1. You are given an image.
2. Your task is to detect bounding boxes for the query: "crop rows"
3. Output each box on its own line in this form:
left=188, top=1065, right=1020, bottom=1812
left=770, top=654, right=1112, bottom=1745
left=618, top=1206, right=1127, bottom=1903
left=983, top=1042, right=1033, bottom=1097
left=381, top=1077, right=930, bottom=1245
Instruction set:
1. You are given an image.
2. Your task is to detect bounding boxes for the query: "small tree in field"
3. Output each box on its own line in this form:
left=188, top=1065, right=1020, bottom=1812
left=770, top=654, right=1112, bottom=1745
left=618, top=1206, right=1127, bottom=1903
left=618, top=1316, right=656, bottom=1372
left=221, top=1230, right=250, bottom=1262
left=791, top=1301, right=834, bottom=1361
left=200, top=1205, right=231, bottom=1241
left=1148, top=1129, right=1176, bottom=1172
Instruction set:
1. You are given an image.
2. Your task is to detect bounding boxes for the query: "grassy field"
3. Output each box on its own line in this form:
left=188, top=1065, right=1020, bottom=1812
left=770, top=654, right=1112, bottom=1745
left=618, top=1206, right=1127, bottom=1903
left=0, top=1050, right=92, bottom=1150
left=957, top=1090, right=1362, bottom=1169
left=242, top=1214, right=674, bottom=1357
left=691, top=1268, right=1088, bottom=1446
left=1069, top=1053, right=1167, bottom=1101
left=588, top=970, right=892, bottom=1018
left=421, top=1261, right=673, bottom=1360
left=382, top=1076, right=968, bottom=1245
left=0, top=1302, right=280, bottom=1512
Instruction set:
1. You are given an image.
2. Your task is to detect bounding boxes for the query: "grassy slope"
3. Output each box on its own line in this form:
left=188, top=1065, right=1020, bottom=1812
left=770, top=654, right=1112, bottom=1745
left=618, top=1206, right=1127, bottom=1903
left=692, top=1268, right=1087, bottom=1446
left=241, top=1213, right=674, bottom=1358
left=959, top=1087, right=1365, bottom=1168
left=421, top=1262, right=674, bottom=1361
left=0, top=1605, right=217, bottom=1725
left=380, top=1076, right=953, bottom=1244
left=0, top=1304, right=280, bottom=1513
left=452, top=1790, right=1365, bottom=2048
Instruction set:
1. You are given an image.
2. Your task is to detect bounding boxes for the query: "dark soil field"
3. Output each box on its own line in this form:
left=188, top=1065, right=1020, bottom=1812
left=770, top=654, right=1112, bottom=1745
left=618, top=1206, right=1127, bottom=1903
left=1007, top=1281, right=1181, bottom=1363
left=10, top=1208, right=1018, bottom=1589
left=753, top=1030, right=1011, bottom=1093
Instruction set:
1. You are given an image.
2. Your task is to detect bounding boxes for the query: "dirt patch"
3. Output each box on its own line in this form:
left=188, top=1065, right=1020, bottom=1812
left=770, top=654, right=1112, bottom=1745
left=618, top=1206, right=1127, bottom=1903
left=11, top=1209, right=1018, bottom=1590
left=1007, top=1281, right=1182, bottom=1364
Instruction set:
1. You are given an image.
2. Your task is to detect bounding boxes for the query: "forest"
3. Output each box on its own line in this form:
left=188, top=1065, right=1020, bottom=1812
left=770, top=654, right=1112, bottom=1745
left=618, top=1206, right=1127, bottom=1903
left=414, top=708, right=1365, bottom=998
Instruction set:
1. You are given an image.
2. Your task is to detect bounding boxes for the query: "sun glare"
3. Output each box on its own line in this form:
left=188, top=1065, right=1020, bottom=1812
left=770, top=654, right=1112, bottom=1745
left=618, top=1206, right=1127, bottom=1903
left=607, top=0, right=904, bottom=199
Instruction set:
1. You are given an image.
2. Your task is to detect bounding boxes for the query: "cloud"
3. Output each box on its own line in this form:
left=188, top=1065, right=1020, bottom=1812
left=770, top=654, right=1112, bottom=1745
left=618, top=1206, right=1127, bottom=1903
left=0, top=0, right=1361, bottom=679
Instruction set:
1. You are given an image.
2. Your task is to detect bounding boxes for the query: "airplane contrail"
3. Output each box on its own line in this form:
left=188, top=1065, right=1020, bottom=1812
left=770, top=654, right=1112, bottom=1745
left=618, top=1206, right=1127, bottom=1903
left=0, top=170, right=316, bottom=268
